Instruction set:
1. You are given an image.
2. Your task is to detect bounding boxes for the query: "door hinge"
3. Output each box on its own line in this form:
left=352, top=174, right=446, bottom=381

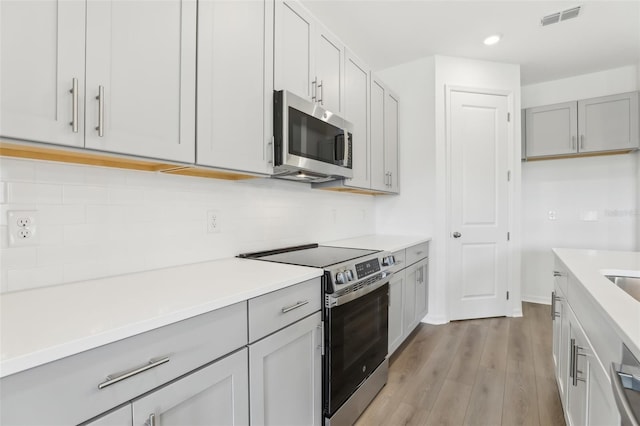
left=507, top=170, right=511, bottom=181
left=507, top=112, right=511, bottom=122
left=506, top=291, right=510, bottom=300
left=507, top=232, right=510, bottom=241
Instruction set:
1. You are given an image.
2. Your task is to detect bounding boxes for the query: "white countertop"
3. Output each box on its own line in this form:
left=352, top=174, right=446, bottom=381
left=553, top=248, right=640, bottom=361
left=324, top=234, right=431, bottom=253
left=0, top=258, right=322, bottom=378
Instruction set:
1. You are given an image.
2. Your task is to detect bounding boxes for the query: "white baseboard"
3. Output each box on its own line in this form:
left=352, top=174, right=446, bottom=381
left=522, top=295, right=551, bottom=305
left=422, top=313, right=448, bottom=325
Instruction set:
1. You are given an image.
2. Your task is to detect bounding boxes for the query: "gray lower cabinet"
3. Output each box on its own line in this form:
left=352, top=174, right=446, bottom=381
left=388, top=243, right=429, bottom=356
left=249, top=312, right=323, bottom=426
left=132, top=349, right=249, bottom=426
left=86, top=349, right=249, bottom=426
left=84, top=405, right=132, bottom=426
left=388, top=270, right=405, bottom=355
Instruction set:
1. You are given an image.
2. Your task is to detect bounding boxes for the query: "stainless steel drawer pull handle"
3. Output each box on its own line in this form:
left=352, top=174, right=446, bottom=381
left=571, top=135, right=576, bottom=150
left=281, top=300, right=309, bottom=314
left=69, top=78, right=78, bottom=133
left=553, top=271, right=562, bottom=277
left=580, top=134, right=584, bottom=149
left=96, top=85, right=104, bottom=137
left=98, top=356, right=170, bottom=389
left=311, top=78, right=317, bottom=101
left=147, top=413, right=156, bottom=426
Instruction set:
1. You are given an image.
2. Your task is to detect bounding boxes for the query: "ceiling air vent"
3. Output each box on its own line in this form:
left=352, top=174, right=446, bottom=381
left=541, top=12, right=560, bottom=26
left=541, top=6, right=581, bottom=26
left=560, top=6, right=581, bottom=21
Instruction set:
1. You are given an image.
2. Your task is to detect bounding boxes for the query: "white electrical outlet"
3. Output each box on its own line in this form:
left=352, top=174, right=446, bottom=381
left=8, top=210, right=40, bottom=247
left=207, top=210, right=221, bottom=233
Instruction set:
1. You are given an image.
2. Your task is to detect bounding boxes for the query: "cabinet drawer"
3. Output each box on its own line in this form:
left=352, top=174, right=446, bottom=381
left=249, top=278, right=321, bottom=342
left=0, top=302, right=247, bottom=426
left=405, top=242, right=429, bottom=266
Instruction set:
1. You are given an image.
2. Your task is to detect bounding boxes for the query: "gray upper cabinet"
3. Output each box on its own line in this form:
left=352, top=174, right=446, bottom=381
left=0, top=0, right=197, bottom=163
left=578, top=91, right=640, bottom=153
left=524, top=91, right=639, bottom=160
left=525, top=101, right=578, bottom=158
left=0, top=0, right=86, bottom=148
left=274, top=0, right=343, bottom=115
left=197, top=0, right=274, bottom=175
left=343, top=49, right=371, bottom=190
left=371, top=75, right=400, bottom=193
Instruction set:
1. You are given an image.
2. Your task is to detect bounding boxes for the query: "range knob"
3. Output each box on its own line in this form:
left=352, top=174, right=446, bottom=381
left=335, top=271, right=346, bottom=284
left=382, top=255, right=395, bottom=266
left=345, top=270, right=354, bottom=281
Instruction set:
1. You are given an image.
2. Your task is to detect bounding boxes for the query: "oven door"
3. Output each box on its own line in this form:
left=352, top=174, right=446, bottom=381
left=324, top=282, right=389, bottom=416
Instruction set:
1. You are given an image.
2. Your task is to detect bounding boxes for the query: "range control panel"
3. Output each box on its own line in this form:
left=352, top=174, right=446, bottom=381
left=355, top=259, right=381, bottom=279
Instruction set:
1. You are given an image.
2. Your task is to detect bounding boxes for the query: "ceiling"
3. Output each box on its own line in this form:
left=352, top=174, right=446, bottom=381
left=301, top=0, right=640, bottom=85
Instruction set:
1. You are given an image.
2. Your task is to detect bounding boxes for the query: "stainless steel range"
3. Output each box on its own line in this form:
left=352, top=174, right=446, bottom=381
left=239, top=244, right=396, bottom=426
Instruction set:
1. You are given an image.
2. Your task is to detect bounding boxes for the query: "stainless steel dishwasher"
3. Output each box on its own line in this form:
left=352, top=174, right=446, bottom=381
left=611, top=343, right=640, bottom=426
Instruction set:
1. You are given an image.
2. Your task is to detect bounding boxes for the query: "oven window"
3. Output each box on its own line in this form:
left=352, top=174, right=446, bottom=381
left=325, top=283, right=389, bottom=416
left=289, top=107, right=345, bottom=165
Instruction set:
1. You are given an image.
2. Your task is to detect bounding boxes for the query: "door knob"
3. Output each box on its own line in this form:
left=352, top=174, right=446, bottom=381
left=452, top=232, right=462, bottom=238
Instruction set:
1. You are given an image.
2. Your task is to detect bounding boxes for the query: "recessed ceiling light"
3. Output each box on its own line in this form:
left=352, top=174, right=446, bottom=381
left=483, top=34, right=502, bottom=46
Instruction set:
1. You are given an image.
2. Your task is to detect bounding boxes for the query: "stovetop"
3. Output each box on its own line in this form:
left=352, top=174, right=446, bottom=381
left=238, top=244, right=379, bottom=269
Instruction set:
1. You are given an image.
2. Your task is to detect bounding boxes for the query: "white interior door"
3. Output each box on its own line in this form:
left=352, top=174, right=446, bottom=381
left=448, top=89, right=509, bottom=320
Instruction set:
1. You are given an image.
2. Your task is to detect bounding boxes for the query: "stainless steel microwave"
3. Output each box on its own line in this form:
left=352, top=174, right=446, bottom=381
left=273, top=90, right=353, bottom=182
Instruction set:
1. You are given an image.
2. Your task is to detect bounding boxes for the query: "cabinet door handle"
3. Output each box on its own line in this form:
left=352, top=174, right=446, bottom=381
left=551, top=291, right=556, bottom=320
left=281, top=300, right=309, bottom=313
left=553, top=271, right=563, bottom=277
left=98, top=356, right=170, bottom=389
left=146, top=413, right=156, bottom=426
left=311, top=78, right=317, bottom=101
left=572, top=135, right=576, bottom=150
left=69, top=78, right=79, bottom=133
left=318, top=80, right=324, bottom=105
left=95, top=85, right=105, bottom=137
left=580, top=134, right=584, bottom=150
left=569, top=338, right=576, bottom=383
left=389, top=172, right=393, bottom=188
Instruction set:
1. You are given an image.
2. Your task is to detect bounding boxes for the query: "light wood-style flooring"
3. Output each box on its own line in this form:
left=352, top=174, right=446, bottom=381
left=355, top=303, right=565, bottom=426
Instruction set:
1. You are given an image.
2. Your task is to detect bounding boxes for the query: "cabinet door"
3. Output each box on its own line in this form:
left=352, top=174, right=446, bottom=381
left=403, top=263, right=418, bottom=335
left=84, top=0, right=196, bottom=163
left=343, top=50, right=370, bottom=190
left=388, top=269, right=405, bottom=356
left=414, top=258, right=428, bottom=321
left=552, top=286, right=569, bottom=405
left=197, top=0, right=273, bottom=175
left=315, top=24, right=343, bottom=115
left=385, top=90, right=400, bottom=193
left=586, top=356, right=620, bottom=426
left=84, top=405, right=132, bottom=426
left=249, top=312, right=322, bottom=426
left=578, top=91, right=640, bottom=153
left=274, top=0, right=315, bottom=101
left=525, top=101, right=578, bottom=157
left=370, top=76, right=387, bottom=191
left=132, top=349, right=249, bottom=426
left=566, top=309, right=587, bottom=426
left=0, top=0, right=85, bottom=147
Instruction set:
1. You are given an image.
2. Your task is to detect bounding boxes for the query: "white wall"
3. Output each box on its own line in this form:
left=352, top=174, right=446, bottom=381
left=377, top=55, right=522, bottom=323
left=521, top=65, right=639, bottom=303
left=0, top=158, right=375, bottom=293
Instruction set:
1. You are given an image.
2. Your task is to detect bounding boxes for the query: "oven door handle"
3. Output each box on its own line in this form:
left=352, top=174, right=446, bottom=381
left=610, top=362, right=640, bottom=426
left=326, top=273, right=392, bottom=308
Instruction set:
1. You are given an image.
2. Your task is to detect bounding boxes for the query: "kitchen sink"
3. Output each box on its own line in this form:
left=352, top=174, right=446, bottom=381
left=605, top=274, right=640, bottom=302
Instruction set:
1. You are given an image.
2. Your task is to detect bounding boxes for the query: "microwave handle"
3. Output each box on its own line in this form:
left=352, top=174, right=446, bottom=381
left=336, top=132, right=350, bottom=166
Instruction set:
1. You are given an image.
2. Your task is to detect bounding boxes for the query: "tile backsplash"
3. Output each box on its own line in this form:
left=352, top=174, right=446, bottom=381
left=0, top=157, right=376, bottom=293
